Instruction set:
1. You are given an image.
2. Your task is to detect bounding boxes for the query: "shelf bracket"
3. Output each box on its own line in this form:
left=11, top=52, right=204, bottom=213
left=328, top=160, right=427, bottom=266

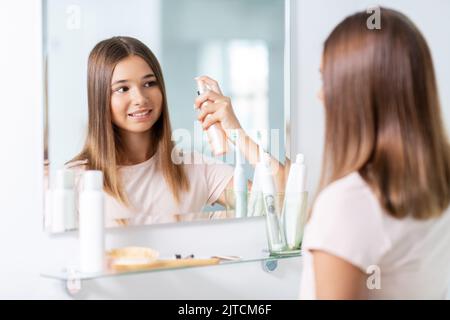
left=64, top=268, right=82, bottom=296
left=261, top=259, right=278, bottom=273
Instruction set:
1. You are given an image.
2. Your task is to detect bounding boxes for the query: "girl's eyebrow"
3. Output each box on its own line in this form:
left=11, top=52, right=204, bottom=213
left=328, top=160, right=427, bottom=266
left=111, top=73, right=155, bottom=85
left=142, top=73, right=155, bottom=80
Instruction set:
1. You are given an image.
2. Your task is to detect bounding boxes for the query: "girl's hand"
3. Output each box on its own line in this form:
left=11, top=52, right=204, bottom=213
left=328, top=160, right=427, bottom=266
left=194, top=76, right=242, bottom=136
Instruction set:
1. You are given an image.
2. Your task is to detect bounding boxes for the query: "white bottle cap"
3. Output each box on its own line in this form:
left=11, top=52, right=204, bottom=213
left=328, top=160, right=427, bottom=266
left=196, top=79, right=208, bottom=95
left=56, top=169, right=74, bottom=189
left=296, top=153, right=305, bottom=164
left=83, top=170, right=103, bottom=191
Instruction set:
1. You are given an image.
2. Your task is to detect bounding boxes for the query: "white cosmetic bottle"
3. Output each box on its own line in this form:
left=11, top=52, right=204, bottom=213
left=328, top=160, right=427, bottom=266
left=51, top=169, right=77, bottom=232
left=196, top=79, right=228, bottom=156
left=247, top=131, right=264, bottom=217
left=232, top=130, right=247, bottom=218
left=261, top=152, right=287, bottom=253
left=281, top=153, right=308, bottom=250
left=79, top=170, right=105, bottom=273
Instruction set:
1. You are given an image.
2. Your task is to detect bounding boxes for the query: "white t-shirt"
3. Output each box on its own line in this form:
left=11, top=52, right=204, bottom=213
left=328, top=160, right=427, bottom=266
left=67, top=151, right=234, bottom=227
left=299, top=172, right=450, bottom=299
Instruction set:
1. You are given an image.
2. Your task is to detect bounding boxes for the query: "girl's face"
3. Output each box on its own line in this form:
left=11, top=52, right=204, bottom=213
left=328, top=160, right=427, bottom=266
left=110, top=55, right=163, bottom=134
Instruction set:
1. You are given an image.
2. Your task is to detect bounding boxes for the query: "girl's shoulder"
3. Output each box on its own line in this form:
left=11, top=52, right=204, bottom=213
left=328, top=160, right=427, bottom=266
left=318, top=172, right=374, bottom=204
left=314, top=172, right=383, bottom=223
left=306, top=172, right=392, bottom=270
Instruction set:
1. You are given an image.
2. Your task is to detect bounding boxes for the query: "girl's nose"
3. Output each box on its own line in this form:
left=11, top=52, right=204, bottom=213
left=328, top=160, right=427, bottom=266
left=131, top=87, right=148, bottom=105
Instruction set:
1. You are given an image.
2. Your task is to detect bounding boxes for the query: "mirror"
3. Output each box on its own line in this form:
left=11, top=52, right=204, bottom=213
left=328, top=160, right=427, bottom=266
left=43, top=0, right=289, bottom=232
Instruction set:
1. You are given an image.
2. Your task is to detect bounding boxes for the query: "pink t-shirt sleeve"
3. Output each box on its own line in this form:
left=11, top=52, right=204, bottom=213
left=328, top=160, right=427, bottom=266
left=302, top=174, right=391, bottom=271
left=204, top=161, right=234, bottom=206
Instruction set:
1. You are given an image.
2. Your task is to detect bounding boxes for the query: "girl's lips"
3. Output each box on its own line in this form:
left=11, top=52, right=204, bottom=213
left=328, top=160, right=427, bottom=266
left=128, top=109, right=152, bottom=121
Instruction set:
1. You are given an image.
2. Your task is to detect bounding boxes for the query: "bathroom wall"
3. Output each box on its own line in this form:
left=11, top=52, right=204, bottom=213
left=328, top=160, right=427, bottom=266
left=0, top=0, right=50, bottom=298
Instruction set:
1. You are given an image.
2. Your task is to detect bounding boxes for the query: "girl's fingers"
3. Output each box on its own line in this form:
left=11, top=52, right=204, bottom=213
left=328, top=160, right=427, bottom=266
left=202, top=113, right=221, bottom=131
left=197, top=102, right=219, bottom=122
left=194, top=90, right=224, bottom=109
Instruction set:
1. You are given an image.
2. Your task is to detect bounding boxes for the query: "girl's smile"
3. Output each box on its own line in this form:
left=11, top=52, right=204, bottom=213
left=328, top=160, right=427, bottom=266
left=127, top=108, right=153, bottom=121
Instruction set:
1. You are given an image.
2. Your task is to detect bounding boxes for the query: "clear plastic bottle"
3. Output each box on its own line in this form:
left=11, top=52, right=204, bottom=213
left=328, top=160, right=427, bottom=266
left=260, top=153, right=287, bottom=253
left=281, top=154, right=308, bottom=250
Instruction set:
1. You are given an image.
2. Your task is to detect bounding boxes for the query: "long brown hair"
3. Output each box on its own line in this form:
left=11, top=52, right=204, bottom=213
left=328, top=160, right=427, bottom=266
left=70, top=36, right=189, bottom=205
left=319, top=8, right=450, bottom=219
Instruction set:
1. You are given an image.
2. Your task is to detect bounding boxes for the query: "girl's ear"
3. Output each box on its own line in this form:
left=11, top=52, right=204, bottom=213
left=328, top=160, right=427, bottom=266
left=317, top=87, right=324, bottom=104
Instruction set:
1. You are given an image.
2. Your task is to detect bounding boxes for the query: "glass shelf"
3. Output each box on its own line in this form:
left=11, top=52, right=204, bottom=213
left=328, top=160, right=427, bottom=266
left=41, top=250, right=302, bottom=282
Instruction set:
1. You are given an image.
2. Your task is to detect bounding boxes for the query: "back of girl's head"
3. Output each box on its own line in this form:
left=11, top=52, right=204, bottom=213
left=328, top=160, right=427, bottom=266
left=320, top=7, right=450, bottom=219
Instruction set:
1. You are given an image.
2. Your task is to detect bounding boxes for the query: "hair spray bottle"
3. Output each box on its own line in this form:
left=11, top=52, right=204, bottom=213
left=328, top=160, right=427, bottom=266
left=196, top=79, right=228, bottom=156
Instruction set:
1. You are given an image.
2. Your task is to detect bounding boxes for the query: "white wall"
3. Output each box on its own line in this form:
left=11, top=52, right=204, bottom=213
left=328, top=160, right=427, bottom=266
left=0, top=0, right=48, bottom=298
left=292, top=0, right=450, bottom=194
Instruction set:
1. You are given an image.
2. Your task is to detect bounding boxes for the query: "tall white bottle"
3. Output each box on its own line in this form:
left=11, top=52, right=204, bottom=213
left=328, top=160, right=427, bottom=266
left=51, top=169, right=77, bottom=232
left=79, top=170, right=105, bottom=273
left=233, top=130, right=247, bottom=218
left=282, top=153, right=308, bottom=250
left=247, top=131, right=265, bottom=217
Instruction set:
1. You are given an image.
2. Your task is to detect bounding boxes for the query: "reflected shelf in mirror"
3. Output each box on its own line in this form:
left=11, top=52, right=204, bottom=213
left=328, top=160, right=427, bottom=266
left=47, top=209, right=264, bottom=233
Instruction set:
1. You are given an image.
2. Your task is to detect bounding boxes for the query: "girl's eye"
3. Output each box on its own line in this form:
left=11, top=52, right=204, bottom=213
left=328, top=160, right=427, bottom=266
left=144, top=81, right=157, bottom=87
left=115, top=86, right=129, bottom=93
